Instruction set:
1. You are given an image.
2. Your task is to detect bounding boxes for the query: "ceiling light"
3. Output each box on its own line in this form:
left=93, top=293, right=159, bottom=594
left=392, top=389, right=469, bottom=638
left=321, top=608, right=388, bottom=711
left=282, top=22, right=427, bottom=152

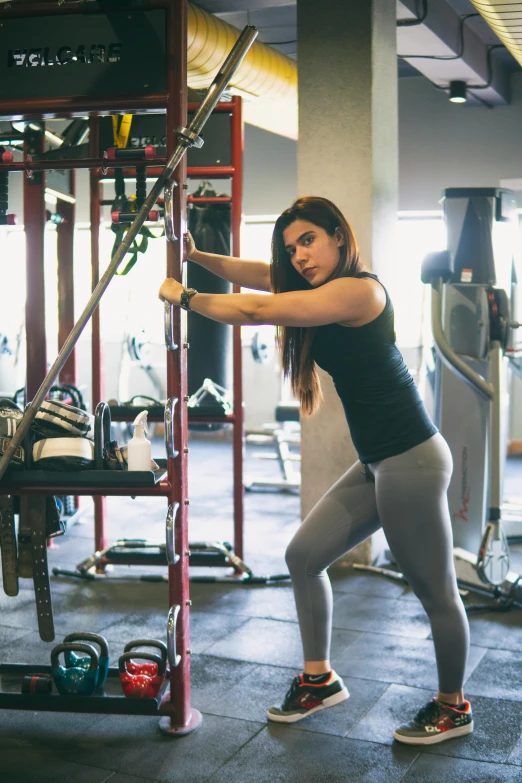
left=449, top=81, right=467, bottom=104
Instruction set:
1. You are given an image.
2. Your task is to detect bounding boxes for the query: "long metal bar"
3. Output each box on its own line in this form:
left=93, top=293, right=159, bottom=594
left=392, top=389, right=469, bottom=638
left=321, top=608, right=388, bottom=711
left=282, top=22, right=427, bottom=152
left=0, top=25, right=258, bottom=483
left=0, top=159, right=168, bottom=173
left=0, top=483, right=172, bottom=497
left=431, top=278, right=494, bottom=400
left=163, top=0, right=191, bottom=732
left=231, top=96, right=245, bottom=562
left=89, top=116, right=108, bottom=555
left=489, top=342, right=502, bottom=516
left=103, top=166, right=235, bottom=180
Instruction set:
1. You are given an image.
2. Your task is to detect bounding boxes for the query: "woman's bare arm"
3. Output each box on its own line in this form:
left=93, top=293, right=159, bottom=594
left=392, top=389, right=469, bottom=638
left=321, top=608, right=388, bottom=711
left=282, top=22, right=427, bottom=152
left=190, top=248, right=271, bottom=292
left=159, top=276, right=380, bottom=327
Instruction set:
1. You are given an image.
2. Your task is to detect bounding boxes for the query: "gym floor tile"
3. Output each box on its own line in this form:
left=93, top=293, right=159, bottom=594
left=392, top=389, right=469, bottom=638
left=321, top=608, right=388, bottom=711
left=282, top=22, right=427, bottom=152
left=0, top=593, right=132, bottom=637
left=0, top=708, right=102, bottom=746
left=346, top=683, right=432, bottom=746
left=101, top=775, right=159, bottom=783
left=50, top=578, right=169, bottom=613
left=185, top=610, right=252, bottom=654
left=207, top=726, right=417, bottom=783
left=465, top=609, right=522, bottom=652
left=507, top=734, right=522, bottom=766
left=191, top=583, right=299, bottom=623
left=0, top=623, right=34, bottom=647
left=203, top=663, right=389, bottom=737
left=0, top=599, right=40, bottom=632
left=50, top=607, right=133, bottom=637
left=190, top=653, right=258, bottom=710
left=329, top=570, right=406, bottom=599
left=331, top=593, right=431, bottom=639
left=331, top=632, right=487, bottom=691
left=0, top=628, right=65, bottom=663
left=97, top=612, right=170, bottom=644
left=0, top=585, right=36, bottom=608
left=347, top=684, right=522, bottom=763
left=464, top=648, right=522, bottom=701
left=99, top=607, right=250, bottom=656
left=0, top=751, right=114, bottom=783
left=59, top=713, right=264, bottom=783
left=203, top=616, right=362, bottom=668
left=399, top=752, right=522, bottom=782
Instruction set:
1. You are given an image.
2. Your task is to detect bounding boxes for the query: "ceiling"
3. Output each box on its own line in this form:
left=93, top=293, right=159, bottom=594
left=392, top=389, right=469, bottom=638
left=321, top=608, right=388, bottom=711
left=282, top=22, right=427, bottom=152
left=192, top=0, right=522, bottom=108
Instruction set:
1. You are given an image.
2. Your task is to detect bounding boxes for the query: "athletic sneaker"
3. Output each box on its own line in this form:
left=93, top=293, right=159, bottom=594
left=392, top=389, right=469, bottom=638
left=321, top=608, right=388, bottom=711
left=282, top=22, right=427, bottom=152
left=393, top=698, right=473, bottom=745
left=266, top=671, right=349, bottom=723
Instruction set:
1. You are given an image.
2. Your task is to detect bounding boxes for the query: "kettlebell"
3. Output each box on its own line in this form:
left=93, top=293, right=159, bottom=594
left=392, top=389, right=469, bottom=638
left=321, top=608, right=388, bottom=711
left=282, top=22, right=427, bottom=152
left=51, top=643, right=99, bottom=696
left=123, top=639, right=168, bottom=677
left=119, top=652, right=166, bottom=699
left=63, top=632, right=109, bottom=688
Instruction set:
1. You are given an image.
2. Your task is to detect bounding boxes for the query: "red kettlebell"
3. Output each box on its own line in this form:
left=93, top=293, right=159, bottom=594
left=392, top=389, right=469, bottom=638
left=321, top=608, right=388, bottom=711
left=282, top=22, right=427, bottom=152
left=119, top=652, right=166, bottom=699
left=123, top=639, right=168, bottom=677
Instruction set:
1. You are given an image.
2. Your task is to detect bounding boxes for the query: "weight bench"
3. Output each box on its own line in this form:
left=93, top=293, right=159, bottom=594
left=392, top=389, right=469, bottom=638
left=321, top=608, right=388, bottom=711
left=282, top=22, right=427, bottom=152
left=245, top=402, right=301, bottom=492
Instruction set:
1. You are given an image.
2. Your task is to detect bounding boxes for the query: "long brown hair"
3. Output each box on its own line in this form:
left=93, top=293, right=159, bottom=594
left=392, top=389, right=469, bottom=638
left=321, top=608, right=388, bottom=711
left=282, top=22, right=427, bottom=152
left=270, top=197, right=360, bottom=416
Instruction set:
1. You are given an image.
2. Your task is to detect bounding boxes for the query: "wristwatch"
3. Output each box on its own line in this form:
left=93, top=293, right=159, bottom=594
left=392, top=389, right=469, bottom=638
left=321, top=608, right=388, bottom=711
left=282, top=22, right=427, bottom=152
left=180, top=287, right=198, bottom=311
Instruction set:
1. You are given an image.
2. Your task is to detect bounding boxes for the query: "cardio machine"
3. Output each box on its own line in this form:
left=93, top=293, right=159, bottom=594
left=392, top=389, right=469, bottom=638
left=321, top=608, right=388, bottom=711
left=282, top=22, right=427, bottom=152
left=422, top=187, right=522, bottom=607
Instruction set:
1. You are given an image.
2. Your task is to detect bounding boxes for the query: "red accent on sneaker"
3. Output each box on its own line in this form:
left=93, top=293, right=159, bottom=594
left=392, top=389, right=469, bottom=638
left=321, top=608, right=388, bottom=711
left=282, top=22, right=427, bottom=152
left=435, top=715, right=456, bottom=732
left=300, top=696, right=322, bottom=709
left=438, top=700, right=471, bottom=714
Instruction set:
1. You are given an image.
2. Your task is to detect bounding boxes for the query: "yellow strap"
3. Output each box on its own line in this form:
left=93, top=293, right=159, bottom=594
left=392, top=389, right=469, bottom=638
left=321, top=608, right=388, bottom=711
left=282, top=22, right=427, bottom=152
left=111, top=114, right=133, bottom=148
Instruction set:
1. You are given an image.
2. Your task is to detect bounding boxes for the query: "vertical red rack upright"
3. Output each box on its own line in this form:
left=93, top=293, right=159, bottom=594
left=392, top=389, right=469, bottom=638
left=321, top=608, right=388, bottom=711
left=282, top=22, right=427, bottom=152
left=0, top=0, right=207, bottom=735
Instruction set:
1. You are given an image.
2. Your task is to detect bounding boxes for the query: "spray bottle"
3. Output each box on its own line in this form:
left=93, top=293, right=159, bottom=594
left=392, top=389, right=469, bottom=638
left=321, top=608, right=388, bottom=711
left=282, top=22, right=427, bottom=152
left=127, top=410, right=151, bottom=471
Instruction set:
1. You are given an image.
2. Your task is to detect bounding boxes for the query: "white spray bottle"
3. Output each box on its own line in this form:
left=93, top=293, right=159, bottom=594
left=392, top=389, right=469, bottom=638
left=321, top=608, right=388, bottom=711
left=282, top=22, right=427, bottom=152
left=127, top=410, right=151, bottom=471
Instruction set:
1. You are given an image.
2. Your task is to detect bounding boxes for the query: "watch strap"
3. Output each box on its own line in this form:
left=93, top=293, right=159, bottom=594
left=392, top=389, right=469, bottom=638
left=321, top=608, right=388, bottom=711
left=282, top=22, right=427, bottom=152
left=180, top=287, right=198, bottom=311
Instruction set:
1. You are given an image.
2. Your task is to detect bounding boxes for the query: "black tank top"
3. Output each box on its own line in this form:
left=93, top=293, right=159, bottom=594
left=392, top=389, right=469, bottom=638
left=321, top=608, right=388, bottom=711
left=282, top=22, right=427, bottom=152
left=311, top=272, right=437, bottom=464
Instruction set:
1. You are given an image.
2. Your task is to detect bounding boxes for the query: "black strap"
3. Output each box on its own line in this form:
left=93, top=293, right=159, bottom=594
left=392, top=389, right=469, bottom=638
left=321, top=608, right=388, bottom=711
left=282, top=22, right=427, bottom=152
left=19, top=496, right=55, bottom=642
left=0, top=495, right=18, bottom=596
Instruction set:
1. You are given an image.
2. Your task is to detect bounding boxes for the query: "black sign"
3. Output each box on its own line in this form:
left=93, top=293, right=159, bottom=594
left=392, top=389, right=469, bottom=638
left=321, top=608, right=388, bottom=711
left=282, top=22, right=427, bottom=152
left=99, top=113, right=233, bottom=167
left=0, top=10, right=166, bottom=102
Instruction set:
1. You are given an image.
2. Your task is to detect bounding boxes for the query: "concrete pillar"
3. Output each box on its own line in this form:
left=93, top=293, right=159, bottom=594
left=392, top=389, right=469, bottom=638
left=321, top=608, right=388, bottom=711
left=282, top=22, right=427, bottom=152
left=298, top=0, right=398, bottom=564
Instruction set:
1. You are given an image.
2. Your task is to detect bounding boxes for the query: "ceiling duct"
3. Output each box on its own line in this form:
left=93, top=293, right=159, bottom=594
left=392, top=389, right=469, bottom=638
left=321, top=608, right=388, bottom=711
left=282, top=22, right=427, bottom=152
left=467, top=0, right=522, bottom=69
left=187, top=2, right=297, bottom=138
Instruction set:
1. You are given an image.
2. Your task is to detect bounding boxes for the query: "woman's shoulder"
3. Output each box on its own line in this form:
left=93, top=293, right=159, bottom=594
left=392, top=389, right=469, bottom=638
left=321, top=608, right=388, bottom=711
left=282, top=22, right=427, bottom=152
left=336, top=271, right=388, bottom=328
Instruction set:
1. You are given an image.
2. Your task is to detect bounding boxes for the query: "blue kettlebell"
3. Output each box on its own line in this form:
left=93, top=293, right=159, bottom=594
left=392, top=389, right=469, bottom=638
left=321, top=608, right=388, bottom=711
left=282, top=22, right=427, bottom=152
left=51, top=643, right=99, bottom=696
left=63, top=632, right=109, bottom=688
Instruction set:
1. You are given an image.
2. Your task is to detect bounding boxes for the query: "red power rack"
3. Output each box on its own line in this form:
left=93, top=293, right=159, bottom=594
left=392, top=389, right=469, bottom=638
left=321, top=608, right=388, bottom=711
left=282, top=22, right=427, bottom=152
left=0, top=0, right=253, bottom=736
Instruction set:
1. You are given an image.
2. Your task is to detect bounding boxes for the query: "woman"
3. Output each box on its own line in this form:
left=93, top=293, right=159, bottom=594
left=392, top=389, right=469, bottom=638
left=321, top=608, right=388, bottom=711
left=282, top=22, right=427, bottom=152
left=159, top=196, right=473, bottom=746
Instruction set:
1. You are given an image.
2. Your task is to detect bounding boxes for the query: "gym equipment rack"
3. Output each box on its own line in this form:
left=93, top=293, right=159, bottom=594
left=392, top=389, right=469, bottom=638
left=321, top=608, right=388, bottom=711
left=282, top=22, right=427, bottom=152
left=87, top=96, right=246, bottom=577
left=0, top=0, right=256, bottom=735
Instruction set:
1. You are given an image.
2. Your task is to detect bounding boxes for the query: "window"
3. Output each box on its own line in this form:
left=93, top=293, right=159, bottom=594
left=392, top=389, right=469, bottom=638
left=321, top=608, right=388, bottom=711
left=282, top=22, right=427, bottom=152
left=387, top=215, right=447, bottom=348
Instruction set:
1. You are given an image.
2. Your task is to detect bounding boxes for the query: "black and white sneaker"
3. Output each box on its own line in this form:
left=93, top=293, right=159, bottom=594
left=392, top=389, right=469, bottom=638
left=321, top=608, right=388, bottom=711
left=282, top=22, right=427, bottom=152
left=266, top=671, right=349, bottom=723
left=393, top=698, right=473, bottom=745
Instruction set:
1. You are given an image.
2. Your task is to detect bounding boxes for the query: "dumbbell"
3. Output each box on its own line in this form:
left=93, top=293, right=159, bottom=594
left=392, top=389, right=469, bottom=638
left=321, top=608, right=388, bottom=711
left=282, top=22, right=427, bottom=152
left=51, top=643, right=99, bottom=696
left=21, top=674, right=52, bottom=694
left=118, top=652, right=166, bottom=699
left=63, top=632, right=110, bottom=688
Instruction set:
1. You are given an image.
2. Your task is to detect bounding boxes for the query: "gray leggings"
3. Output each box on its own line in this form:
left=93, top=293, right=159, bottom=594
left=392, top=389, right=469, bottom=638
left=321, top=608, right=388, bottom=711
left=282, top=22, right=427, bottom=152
left=285, top=433, right=469, bottom=694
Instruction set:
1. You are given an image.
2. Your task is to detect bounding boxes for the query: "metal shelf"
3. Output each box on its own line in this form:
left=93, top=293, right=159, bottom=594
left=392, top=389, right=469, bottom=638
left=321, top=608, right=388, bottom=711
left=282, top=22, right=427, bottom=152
left=0, top=664, right=169, bottom=715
